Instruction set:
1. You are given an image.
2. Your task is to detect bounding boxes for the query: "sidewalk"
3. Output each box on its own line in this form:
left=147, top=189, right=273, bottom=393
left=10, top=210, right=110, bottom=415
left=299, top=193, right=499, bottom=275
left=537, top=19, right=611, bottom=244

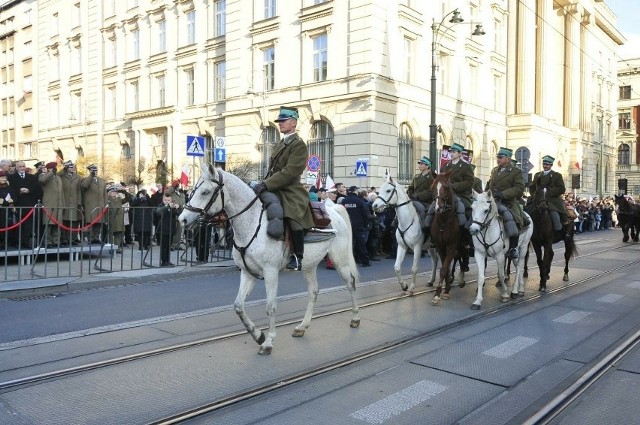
left=0, top=244, right=237, bottom=299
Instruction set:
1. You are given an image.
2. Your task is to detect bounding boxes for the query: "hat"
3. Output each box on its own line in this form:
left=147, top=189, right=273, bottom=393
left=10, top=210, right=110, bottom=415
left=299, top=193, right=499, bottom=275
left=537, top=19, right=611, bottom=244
left=87, top=164, right=98, bottom=171
left=274, top=106, right=299, bottom=122
left=497, top=147, right=513, bottom=157
left=63, top=160, right=74, bottom=167
left=450, top=143, right=465, bottom=153
left=45, top=162, right=57, bottom=169
left=107, top=186, right=118, bottom=193
left=327, top=188, right=337, bottom=193
left=417, top=156, right=432, bottom=167
left=34, top=161, right=45, bottom=168
left=309, top=186, right=317, bottom=193
left=542, top=155, right=555, bottom=165
left=171, top=179, right=180, bottom=187
left=348, top=185, right=358, bottom=193
left=318, top=187, right=327, bottom=192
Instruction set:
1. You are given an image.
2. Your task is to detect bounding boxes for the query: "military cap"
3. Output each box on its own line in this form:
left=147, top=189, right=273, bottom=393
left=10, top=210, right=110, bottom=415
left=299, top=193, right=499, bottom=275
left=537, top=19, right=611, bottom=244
left=497, top=147, right=513, bottom=157
left=274, top=106, right=299, bottom=122
left=450, top=143, right=465, bottom=153
left=542, top=155, right=555, bottom=165
left=418, top=156, right=432, bottom=167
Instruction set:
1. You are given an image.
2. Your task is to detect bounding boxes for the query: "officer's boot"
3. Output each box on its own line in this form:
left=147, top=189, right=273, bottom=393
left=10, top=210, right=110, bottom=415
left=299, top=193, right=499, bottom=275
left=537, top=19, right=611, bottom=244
left=286, top=230, right=304, bottom=271
left=507, top=235, right=519, bottom=259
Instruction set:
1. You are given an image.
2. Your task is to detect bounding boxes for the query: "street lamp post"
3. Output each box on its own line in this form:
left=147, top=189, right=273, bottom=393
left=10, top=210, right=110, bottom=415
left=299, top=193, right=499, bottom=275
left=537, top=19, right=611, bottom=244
left=429, top=9, right=484, bottom=171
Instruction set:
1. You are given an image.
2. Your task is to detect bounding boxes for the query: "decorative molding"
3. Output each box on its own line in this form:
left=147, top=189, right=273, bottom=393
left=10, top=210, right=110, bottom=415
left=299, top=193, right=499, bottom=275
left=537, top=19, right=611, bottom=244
left=299, top=1, right=334, bottom=23
left=125, top=106, right=176, bottom=120
left=250, top=18, right=279, bottom=37
left=123, top=15, right=141, bottom=31
left=147, top=6, right=166, bottom=23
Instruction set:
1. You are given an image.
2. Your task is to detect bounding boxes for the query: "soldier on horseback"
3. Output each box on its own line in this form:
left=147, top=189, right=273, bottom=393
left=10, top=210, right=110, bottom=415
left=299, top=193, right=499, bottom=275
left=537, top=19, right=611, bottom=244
left=407, top=156, right=434, bottom=223
left=486, top=147, right=527, bottom=259
left=527, top=155, right=569, bottom=242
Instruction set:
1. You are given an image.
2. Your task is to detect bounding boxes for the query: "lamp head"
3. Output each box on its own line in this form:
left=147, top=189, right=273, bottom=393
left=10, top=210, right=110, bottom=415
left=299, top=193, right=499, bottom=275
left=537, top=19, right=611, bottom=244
left=472, top=24, right=486, bottom=36
left=449, top=9, right=464, bottom=24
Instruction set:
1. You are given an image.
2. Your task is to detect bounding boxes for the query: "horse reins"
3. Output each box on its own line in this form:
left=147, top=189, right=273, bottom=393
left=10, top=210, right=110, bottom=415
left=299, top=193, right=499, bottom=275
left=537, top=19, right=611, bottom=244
left=471, top=200, right=504, bottom=251
left=377, top=182, right=416, bottom=247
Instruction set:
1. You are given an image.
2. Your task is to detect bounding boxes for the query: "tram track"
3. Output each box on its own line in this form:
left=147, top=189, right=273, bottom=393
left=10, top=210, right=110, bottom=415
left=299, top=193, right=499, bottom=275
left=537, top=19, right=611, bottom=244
left=0, top=242, right=636, bottom=424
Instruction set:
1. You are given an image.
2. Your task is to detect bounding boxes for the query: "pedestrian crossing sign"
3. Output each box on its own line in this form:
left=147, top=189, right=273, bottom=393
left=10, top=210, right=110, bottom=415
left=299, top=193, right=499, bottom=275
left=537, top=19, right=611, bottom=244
left=355, top=160, right=368, bottom=176
left=186, top=135, right=205, bottom=157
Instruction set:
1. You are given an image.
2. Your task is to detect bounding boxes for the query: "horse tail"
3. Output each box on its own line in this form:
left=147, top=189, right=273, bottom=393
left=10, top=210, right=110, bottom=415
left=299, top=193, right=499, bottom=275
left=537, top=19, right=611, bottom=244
left=329, top=204, right=360, bottom=287
left=565, top=235, right=578, bottom=259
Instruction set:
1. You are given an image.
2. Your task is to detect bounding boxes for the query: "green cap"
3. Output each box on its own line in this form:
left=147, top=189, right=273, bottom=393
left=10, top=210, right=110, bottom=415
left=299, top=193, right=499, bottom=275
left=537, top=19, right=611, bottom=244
left=450, top=143, right=465, bottom=153
left=497, top=147, right=513, bottom=157
left=418, top=156, right=431, bottom=167
left=274, top=106, right=299, bottom=122
left=542, top=155, right=555, bottom=164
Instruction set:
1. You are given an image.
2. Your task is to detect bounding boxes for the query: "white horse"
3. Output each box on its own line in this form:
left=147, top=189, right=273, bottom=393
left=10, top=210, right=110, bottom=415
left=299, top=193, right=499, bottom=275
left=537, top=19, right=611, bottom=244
left=371, top=175, right=438, bottom=294
left=468, top=190, right=533, bottom=310
left=179, top=162, right=360, bottom=355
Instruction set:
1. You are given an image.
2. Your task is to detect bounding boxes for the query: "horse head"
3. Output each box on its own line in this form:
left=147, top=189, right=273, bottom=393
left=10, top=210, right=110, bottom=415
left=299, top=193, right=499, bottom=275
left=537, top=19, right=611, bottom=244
left=432, top=171, right=453, bottom=213
left=179, top=159, right=225, bottom=227
left=372, top=174, right=406, bottom=212
left=469, top=190, right=497, bottom=235
left=534, top=186, right=551, bottom=211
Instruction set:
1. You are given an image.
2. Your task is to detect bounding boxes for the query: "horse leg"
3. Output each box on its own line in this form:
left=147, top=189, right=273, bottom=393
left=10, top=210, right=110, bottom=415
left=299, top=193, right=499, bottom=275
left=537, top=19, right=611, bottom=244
left=533, top=243, right=546, bottom=292
left=394, top=244, right=409, bottom=292
left=257, top=268, right=280, bottom=355
left=471, top=251, right=486, bottom=310
left=433, top=253, right=450, bottom=305
left=292, top=269, right=320, bottom=338
left=407, top=244, right=422, bottom=294
left=428, top=246, right=437, bottom=286
left=442, top=248, right=457, bottom=300
left=622, top=225, right=630, bottom=242
left=233, top=271, right=267, bottom=352
left=523, top=246, right=529, bottom=278
left=495, top=254, right=509, bottom=303
left=335, top=253, right=361, bottom=328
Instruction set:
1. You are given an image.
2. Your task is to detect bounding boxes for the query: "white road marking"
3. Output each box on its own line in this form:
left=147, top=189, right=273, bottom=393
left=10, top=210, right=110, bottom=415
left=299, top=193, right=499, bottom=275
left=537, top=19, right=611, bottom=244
left=596, top=294, right=624, bottom=303
left=350, top=380, right=448, bottom=424
left=627, top=282, right=640, bottom=289
left=482, top=336, right=538, bottom=359
left=553, top=310, right=592, bottom=324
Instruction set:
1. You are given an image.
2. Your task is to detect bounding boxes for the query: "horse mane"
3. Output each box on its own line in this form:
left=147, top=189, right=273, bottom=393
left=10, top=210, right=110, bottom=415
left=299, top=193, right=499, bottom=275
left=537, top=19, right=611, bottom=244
left=432, top=171, right=454, bottom=199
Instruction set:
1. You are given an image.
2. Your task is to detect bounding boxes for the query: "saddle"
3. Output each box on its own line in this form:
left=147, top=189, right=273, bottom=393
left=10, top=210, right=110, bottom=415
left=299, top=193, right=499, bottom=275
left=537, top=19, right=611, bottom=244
left=309, top=201, right=331, bottom=229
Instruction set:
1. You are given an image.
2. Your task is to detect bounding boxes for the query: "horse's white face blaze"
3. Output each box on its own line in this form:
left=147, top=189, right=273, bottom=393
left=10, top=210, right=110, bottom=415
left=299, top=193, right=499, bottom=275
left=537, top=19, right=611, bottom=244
left=435, top=181, right=444, bottom=213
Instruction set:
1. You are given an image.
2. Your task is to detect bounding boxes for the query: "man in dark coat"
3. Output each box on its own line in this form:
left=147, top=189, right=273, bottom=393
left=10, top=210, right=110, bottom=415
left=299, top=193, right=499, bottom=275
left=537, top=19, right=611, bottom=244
left=8, top=160, right=42, bottom=248
left=131, top=188, right=153, bottom=250
left=486, top=147, right=526, bottom=258
left=154, top=192, right=182, bottom=266
left=407, top=156, right=434, bottom=205
left=343, top=186, right=371, bottom=266
left=527, top=155, right=569, bottom=240
left=252, top=106, right=314, bottom=271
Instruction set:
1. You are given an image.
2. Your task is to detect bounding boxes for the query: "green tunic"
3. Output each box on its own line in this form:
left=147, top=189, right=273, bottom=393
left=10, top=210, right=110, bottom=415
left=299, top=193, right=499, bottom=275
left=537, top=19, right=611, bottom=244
left=528, top=170, right=567, bottom=215
left=264, top=133, right=314, bottom=230
left=487, top=165, right=525, bottom=227
left=407, top=172, right=434, bottom=203
left=441, top=160, right=474, bottom=208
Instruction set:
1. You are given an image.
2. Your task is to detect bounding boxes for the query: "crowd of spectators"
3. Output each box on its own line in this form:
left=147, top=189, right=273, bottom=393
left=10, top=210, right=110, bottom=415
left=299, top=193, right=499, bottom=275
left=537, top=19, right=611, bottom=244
left=562, top=193, right=617, bottom=233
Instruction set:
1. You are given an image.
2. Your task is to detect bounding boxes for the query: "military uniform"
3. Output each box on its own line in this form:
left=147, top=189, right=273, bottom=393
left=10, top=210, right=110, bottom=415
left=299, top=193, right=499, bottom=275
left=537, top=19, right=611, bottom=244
left=441, top=160, right=474, bottom=209
left=529, top=169, right=567, bottom=218
left=407, top=172, right=434, bottom=204
left=487, top=164, right=526, bottom=228
left=39, top=164, right=65, bottom=245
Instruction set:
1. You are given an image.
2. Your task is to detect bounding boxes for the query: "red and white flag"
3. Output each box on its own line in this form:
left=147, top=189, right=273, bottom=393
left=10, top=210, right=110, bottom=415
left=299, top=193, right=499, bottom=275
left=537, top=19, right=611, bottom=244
left=180, top=165, right=190, bottom=186
left=315, top=172, right=322, bottom=189
left=325, top=174, right=335, bottom=190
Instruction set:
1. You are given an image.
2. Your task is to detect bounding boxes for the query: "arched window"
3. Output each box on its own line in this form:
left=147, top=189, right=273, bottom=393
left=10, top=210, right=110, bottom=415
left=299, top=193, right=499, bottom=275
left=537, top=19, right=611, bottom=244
left=308, top=120, right=334, bottom=178
left=121, top=143, right=131, bottom=160
left=397, top=122, right=414, bottom=183
left=258, top=125, right=280, bottom=179
left=618, top=143, right=630, bottom=165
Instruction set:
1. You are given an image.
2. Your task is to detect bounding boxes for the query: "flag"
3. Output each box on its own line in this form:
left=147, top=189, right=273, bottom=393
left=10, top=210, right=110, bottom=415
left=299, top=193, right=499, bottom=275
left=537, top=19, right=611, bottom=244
left=325, top=174, right=335, bottom=190
left=180, top=165, right=190, bottom=186
left=557, top=160, right=562, bottom=167
left=575, top=161, right=580, bottom=170
left=315, top=172, right=322, bottom=189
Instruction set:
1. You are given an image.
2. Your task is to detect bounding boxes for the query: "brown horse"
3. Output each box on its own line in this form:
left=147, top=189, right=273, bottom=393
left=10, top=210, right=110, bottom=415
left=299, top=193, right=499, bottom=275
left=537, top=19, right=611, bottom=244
left=529, top=187, right=578, bottom=292
left=430, top=171, right=468, bottom=305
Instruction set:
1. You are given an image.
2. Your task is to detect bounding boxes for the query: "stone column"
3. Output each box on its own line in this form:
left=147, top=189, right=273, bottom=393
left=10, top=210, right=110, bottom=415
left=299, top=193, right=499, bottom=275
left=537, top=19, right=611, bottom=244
left=565, top=4, right=582, bottom=129
left=516, top=0, right=536, bottom=114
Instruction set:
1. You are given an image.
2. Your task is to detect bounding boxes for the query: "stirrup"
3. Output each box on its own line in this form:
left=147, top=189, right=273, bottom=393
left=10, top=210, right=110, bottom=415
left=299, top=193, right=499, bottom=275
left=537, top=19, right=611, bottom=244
left=286, top=254, right=302, bottom=271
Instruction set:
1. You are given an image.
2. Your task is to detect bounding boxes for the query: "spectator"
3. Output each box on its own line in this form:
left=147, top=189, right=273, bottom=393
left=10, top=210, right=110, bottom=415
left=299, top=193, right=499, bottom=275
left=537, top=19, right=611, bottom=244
left=8, top=160, right=42, bottom=248
left=58, top=160, right=82, bottom=245
left=106, top=186, right=125, bottom=253
left=79, top=164, right=107, bottom=244
left=131, top=188, right=153, bottom=251
left=39, top=162, right=65, bottom=247
left=155, top=192, right=182, bottom=267
left=0, top=170, right=16, bottom=249
left=166, top=179, right=185, bottom=250
left=335, top=182, right=347, bottom=204
left=343, top=185, right=370, bottom=266
left=366, top=192, right=381, bottom=261
left=308, top=185, right=319, bottom=201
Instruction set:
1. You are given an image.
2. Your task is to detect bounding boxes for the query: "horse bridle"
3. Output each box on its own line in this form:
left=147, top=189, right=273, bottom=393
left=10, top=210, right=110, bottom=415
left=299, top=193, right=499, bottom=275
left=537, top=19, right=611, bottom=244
left=184, top=170, right=226, bottom=220
left=376, top=183, right=412, bottom=209
left=470, top=199, right=503, bottom=250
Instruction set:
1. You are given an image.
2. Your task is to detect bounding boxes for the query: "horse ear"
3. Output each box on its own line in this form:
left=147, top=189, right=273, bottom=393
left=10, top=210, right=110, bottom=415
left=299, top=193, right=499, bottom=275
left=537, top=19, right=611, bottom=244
left=430, top=169, right=437, bottom=179
left=207, top=162, right=215, bottom=176
left=487, top=189, right=492, bottom=199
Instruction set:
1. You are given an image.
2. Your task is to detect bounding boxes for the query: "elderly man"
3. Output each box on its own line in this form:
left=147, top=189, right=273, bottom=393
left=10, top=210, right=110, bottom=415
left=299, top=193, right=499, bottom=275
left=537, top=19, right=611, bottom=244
left=8, top=160, right=42, bottom=248
left=80, top=164, right=107, bottom=244
left=527, top=154, right=569, bottom=241
left=251, top=106, right=314, bottom=271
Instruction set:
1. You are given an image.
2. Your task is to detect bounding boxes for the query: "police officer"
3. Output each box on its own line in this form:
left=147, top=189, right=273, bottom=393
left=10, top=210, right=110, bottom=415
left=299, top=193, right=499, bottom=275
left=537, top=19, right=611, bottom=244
left=343, top=185, right=371, bottom=266
left=528, top=155, right=569, bottom=241
left=486, top=147, right=526, bottom=258
left=251, top=106, right=314, bottom=271
left=407, top=156, right=434, bottom=205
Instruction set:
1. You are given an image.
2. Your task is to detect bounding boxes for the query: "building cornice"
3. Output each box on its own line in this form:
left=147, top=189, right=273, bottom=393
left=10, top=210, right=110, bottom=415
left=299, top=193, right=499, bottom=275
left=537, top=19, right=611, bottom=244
left=125, top=106, right=176, bottom=120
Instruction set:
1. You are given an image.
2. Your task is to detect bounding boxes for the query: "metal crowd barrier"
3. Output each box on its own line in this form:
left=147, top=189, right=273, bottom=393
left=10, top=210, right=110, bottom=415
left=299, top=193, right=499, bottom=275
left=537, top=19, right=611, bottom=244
left=0, top=203, right=233, bottom=283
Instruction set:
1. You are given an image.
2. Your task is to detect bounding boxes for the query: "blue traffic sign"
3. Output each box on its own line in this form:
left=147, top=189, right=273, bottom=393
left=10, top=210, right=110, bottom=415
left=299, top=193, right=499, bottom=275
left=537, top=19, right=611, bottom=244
left=355, top=160, right=368, bottom=177
left=214, top=148, right=226, bottom=162
left=307, top=155, right=321, bottom=172
left=186, top=135, right=205, bottom=157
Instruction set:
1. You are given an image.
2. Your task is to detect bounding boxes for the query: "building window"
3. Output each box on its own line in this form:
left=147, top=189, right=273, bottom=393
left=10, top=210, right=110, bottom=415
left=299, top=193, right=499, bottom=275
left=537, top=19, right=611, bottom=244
left=214, top=61, right=226, bottom=101
left=50, top=52, right=60, bottom=81
left=185, top=10, right=196, bottom=45
left=105, top=86, right=116, bottom=119
left=129, top=29, right=140, bottom=61
left=50, top=97, right=59, bottom=127
left=23, top=41, right=32, bottom=59
left=312, top=33, right=327, bottom=82
left=618, top=144, right=630, bottom=165
left=308, top=120, right=334, bottom=178
left=185, top=68, right=195, bottom=106
left=258, top=125, right=280, bottom=178
left=403, top=36, right=413, bottom=83
left=121, top=143, right=132, bottom=160
left=71, top=45, right=82, bottom=75
left=397, top=123, right=414, bottom=184
left=23, top=75, right=32, bottom=92
left=620, top=85, right=632, bottom=100
left=106, top=37, right=117, bottom=68
left=215, top=0, right=226, bottom=37
left=157, top=20, right=166, bottom=53
left=263, top=47, right=275, bottom=90
left=71, top=92, right=82, bottom=122
left=23, top=108, right=32, bottom=126
left=265, top=0, right=276, bottom=19
left=129, top=80, right=139, bottom=112
left=24, top=9, right=31, bottom=26
left=156, top=74, right=166, bottom=107
left=619, top=112, right=631, bottom=130
left=73, top=3, right=81, bottom=28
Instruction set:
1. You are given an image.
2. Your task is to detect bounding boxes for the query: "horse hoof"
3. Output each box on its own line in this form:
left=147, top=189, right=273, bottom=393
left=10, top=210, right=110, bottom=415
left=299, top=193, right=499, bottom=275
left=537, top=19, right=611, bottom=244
left=426, top=281, right=434, bottom=287
left=350, top=319, right=360, bottom=328
left=458, top=281, right=466, bottom=289
left=563, top=274, right=569, bottom=281
left=470, top=304, right=480, bottom=310
left=431, top=297, right=440, bottom=305
left=510, top=293, right=518, bottom=300
left=519, top=292, right=525, bottom=297
left=292, top=328, right=305, bottom=337
left=501, top=297, right=509, bottom=303
left=405, top=290, right=415, bottom=296
left=442, top=293, right=450, bottom=300
left=539, top=286, right=546, bottom=292
left=258, top=345, right=272, bottom=355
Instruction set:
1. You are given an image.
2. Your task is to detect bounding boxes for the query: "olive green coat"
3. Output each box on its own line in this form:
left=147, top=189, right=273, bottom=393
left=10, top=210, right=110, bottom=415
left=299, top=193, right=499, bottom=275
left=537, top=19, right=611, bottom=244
left=79, top=176, right=107, bottom=223
left=58, top=171, right=83, bottom=221
left=106, top=195, right=124, bottom=233
left=528, top=170, right=567, bottom=214
left=441, top=160, right=474, bottom=208
left=487, top=165, right=525, bottom=227
left=264, top=133, right=314, bottom=229
left=407, top=172, right=434, bottom=203
left=39, top=170, right=65, bottom=225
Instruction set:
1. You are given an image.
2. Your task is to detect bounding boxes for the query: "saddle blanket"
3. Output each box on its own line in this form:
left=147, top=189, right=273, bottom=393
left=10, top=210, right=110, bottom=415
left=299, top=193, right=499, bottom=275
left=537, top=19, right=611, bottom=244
left=305, top=228, right=337, bottom=243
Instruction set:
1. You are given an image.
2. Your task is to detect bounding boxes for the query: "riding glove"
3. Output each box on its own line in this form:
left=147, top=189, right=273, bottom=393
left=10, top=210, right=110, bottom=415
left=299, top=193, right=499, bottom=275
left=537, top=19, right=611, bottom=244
left=493, top=190, right=503, bottom=201
left=253, top=181, right=267, bottom=195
